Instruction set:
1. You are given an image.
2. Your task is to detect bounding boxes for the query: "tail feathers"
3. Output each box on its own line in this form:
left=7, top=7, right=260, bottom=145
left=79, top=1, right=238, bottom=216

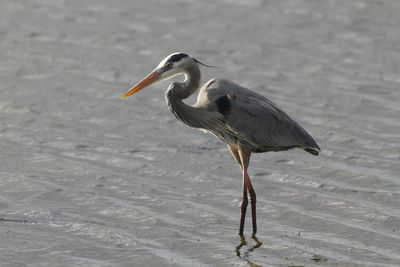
left=305, top=147, right=320, bottom=156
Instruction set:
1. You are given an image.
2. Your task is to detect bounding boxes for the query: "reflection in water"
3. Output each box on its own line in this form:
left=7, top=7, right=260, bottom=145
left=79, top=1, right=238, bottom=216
left=235, top=234, right=263, bottom=267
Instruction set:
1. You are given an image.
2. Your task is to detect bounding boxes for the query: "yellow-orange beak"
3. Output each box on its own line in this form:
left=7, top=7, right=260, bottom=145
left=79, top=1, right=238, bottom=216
left=121, top=70, right=161, bottom=99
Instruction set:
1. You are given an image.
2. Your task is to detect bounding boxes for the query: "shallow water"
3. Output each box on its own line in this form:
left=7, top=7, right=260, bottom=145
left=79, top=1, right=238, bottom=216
left=1, top=0, right=400, bottom=266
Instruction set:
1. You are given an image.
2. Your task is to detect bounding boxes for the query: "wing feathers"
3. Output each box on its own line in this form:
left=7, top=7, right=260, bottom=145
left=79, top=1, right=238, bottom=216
left=201, top=79, right=320, bottom=153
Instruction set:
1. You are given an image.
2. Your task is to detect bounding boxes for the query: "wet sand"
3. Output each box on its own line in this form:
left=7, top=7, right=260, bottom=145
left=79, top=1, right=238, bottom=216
left=1, top=0, right=400, bottom=266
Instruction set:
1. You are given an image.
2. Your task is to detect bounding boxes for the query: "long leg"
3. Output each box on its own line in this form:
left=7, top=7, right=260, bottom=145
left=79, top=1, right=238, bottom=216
left=228, top=144, right=257, bottom=235
left=239, top=175, right=248, bottom=236
left=237, top=144, right=257, bottom=235
left=228, top=145, right=247, bottom=235
left=246, top=171, right=257, bottom=235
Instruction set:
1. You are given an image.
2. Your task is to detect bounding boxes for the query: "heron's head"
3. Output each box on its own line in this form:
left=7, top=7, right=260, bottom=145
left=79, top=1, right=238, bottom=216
left=121, top=52, right=196, bottom=98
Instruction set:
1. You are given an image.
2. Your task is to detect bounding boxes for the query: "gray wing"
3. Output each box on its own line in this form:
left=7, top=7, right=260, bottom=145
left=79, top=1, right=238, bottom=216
left=197, top=79, right=320, bottom=153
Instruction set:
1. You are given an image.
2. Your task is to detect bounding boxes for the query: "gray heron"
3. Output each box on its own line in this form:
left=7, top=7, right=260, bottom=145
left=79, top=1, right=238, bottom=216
left=121, top=52, right=320, bottom=236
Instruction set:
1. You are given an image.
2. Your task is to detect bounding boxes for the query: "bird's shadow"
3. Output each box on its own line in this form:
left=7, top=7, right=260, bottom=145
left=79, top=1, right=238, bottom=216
left=235, top=234, right=263, bottom=267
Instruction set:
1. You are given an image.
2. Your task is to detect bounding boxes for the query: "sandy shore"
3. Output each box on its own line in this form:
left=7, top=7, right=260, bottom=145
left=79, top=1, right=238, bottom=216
left=1, top=0, right=399, bottom=266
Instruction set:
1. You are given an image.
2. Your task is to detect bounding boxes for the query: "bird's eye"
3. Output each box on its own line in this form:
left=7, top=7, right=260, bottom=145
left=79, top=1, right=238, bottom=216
left=166, top=62, right=173, bottom=68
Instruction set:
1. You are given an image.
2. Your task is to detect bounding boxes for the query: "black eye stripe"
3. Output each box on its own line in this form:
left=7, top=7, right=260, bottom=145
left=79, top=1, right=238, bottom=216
left=166, top=53, right=189, bottom=64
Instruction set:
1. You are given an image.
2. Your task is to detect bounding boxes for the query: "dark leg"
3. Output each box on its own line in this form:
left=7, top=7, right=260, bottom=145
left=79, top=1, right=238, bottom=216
left=238, top=144, right=257, bottom=235
left=247, top=178, right=257, bottom=235
left=228, top=144, right=247, bottom=236
left=243, top=170, right=257, bottom=235
left=228, top=143, right=257, bottom=236
left=239, top=178, right=248, bottom=236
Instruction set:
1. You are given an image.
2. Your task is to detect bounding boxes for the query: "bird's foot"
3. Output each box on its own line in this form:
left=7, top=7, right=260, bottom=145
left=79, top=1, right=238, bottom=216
left=235, top=234, right=262, bottom=258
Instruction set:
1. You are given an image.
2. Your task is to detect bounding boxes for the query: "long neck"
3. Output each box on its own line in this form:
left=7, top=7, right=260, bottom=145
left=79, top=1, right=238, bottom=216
left=174, top=63, right=201, bottom=100
left=165, top=64, right=206, bottom=128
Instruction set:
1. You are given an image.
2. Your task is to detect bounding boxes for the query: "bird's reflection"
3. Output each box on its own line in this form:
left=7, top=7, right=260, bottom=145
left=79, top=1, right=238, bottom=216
left=235, top=234, right=263, bottom=267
